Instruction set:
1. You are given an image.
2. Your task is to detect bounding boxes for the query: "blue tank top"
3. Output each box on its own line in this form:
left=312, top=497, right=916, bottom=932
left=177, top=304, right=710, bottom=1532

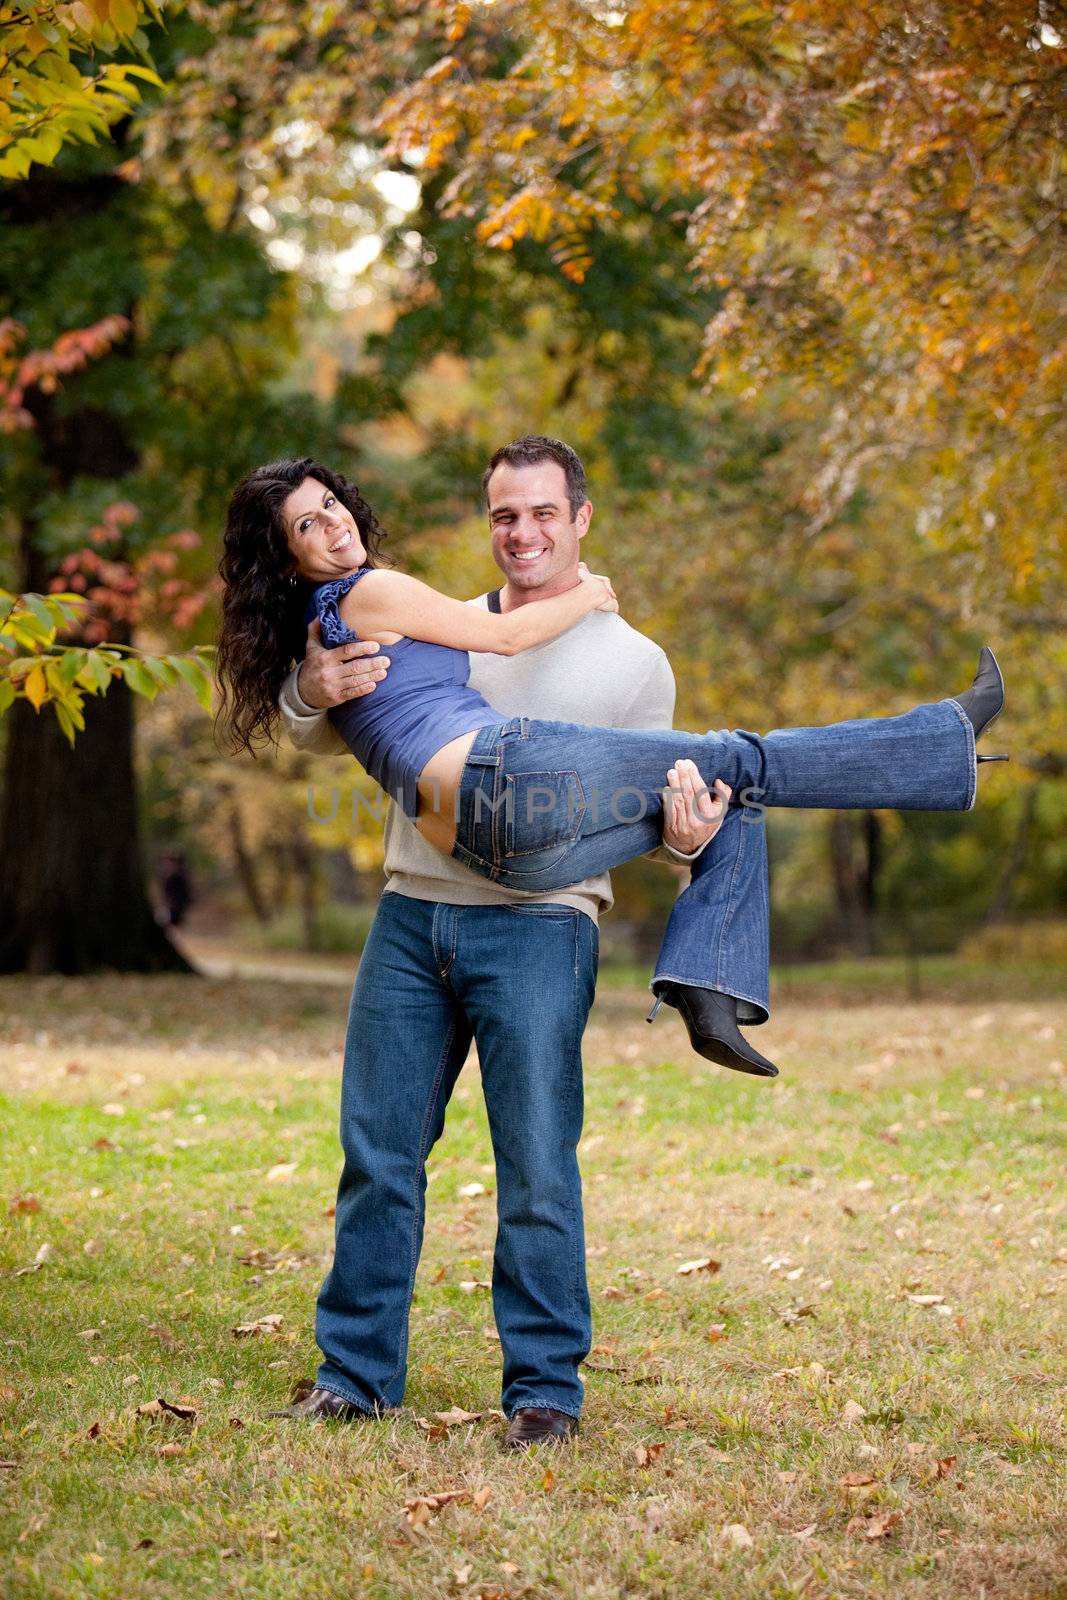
left=305, top=569, right=501, bottom=819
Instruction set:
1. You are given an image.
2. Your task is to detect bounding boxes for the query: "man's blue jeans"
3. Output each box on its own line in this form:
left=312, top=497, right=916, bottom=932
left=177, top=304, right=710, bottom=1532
left=314, top=892, right=597, bottom=1420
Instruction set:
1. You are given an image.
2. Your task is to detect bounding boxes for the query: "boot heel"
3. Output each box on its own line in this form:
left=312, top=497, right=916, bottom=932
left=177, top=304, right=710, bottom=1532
left=646, top=995, right=663, bottom=1023
left=977, top=754, right=1009, bottom=763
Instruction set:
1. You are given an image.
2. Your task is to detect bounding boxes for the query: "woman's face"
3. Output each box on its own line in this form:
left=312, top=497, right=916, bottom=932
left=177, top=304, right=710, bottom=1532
left=282, top=476, right=366, bottom=583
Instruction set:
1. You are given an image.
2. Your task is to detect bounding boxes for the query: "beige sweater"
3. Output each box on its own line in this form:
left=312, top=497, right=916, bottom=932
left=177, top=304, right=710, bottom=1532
left=278, top=595, right=705, bottom=923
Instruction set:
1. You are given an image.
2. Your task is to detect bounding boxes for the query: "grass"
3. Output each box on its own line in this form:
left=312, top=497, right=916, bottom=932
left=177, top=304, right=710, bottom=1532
left=1, top=961, right=1064, bottom=1599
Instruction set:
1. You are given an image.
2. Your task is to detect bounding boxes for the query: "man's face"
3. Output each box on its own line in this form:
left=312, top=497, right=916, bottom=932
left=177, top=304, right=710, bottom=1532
left=486, top=460, right=592, bottom=595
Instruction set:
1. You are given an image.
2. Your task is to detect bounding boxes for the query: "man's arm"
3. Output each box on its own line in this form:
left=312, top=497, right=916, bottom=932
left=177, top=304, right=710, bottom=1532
left=277, top=619, right=391, bottom=756
left=617, top=650, right=720, bottom=862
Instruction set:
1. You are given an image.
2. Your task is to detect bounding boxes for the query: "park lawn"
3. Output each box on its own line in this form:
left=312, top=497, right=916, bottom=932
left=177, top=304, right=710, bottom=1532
left=0, top=965, right=1064, bottom=1600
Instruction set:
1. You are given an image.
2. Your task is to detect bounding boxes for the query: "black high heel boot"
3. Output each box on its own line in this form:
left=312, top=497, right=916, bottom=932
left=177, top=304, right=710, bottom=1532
left=646, top=983, right=779, bottom=1078
left=956, top=647, right=1008, bottom=762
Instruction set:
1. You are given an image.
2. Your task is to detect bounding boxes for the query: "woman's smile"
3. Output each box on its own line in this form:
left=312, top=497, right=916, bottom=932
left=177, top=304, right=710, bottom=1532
left=283, top=476, right=366, bottom=581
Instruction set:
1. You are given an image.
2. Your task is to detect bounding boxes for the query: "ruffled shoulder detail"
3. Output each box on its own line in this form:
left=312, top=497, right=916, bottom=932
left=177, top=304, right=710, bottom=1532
left=314, top=568, right=370, bottom=647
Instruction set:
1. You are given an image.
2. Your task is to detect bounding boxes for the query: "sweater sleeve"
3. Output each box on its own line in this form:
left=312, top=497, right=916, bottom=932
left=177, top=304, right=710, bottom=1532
left=277, top=662, right=348, bottom=756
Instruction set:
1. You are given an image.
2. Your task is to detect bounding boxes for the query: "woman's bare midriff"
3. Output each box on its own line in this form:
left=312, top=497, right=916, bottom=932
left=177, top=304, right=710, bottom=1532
left=413, top=730, right=480, bottom=856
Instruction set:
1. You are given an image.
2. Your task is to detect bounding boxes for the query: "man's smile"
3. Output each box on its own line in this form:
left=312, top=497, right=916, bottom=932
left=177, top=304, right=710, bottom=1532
left=509, top=546, right=549, bottom=562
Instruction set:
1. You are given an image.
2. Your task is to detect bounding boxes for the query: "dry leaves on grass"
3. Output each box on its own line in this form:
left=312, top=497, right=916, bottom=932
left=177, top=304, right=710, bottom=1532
left=676, top=1257, right=721, bottom=1277
left=720, top=1523, right=754, bottom=1548
left=13, top=1242, right=54, bottom=1276
left=8, top=1193, right=41, bottom=1214
left=136, top=1397, right=198, bottom=1420
left=264, top=1162, right=298, bottom=1182
left=848, top=1509, right=904, bottom=1540
left=232, top=1314, right=283, bottom=1337
left=403, top=1485, right=491, bottom=1534
left=414, top=1407, right=503, bottom=1439
left=632, top=1442, right=666, bottom=1468
left=779, top=1303, right=818, bottom=1325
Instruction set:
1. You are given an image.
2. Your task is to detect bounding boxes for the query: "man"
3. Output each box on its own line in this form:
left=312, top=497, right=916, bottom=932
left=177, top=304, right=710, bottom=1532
left=274, top=436, right=721, bottom=1448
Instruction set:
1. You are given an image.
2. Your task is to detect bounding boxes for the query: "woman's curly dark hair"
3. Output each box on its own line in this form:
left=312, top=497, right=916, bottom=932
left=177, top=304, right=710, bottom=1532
left=216, top=458, right=389, bottom=754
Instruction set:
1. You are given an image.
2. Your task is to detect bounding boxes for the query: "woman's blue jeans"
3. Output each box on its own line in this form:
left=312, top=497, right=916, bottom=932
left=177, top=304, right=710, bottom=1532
left=452, top=698, right=976, bottom=1024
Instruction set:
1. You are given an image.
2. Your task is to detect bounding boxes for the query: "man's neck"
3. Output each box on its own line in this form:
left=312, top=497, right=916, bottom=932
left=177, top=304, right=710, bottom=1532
left=497, top=570, right=582, bottom=612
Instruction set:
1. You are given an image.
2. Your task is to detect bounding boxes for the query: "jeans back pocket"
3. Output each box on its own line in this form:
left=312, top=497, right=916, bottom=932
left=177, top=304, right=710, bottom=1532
left=503, top=770, right=586, bottom=859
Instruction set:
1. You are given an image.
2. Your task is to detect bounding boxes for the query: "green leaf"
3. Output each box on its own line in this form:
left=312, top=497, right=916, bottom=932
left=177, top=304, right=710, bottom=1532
left=140, top=654, right=179, bottom=688
left=53, top=700, right=76, bottom=746
left=58, top=648, right=88, bottom=686
left=168, top=654, right=214, bottom=712
left=77, top=652, right=114, bottom=695
left=119, top=658, right=160, bottom=699
left=0, top=678, right=14, bottom=715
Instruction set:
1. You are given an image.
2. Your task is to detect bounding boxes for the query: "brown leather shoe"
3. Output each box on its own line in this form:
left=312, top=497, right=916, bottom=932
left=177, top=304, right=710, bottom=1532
left=502, top=1407, right=579, bottom=1451
left=268, top=1385, right=369, bottom=1421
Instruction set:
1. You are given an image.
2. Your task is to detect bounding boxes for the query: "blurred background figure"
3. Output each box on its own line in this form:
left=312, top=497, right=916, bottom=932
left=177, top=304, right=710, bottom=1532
left=158, top=849, right=193, bottom=931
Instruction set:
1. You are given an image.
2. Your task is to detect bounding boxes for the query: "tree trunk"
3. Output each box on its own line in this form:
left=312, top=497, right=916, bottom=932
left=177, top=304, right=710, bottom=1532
left=984, top=781, right=1040, bottom=925
left=227, top=797, right=271, bottom=925
left=0, top=322, right=194, bottom=971
left=828, top=811, right=880, bottom=957
left=0, top=683, right=190, bottom=975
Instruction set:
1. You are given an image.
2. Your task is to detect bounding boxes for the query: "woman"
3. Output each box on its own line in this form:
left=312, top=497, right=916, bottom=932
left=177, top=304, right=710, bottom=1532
left=217, top=458, right=1007, bottom=1078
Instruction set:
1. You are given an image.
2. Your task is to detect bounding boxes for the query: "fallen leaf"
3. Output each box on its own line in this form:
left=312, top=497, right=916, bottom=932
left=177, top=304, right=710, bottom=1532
left=458, top=1280, right=491, bottom=1294
left=777, top=1470, right=798, bottom=1483
left=633, top=1442, right=666, bottom=1468
left=721, top=1523, right=754, bottom=1548
left=453, top=1561, right=473, bottom=1585
left=907, top=1293, right=945, bottom=1307
left=232, top=1314, right=283, bottom=1337
left=471, top=1485, right=492, bottom=1511
left=933, top=1454, right=957, bottom=1480
left=265, top=1162, right=298, bottom=1182
left=8, top=1194, right=41, bottom=1214
left=600, top=1285, right=626, bottom=1300
left=842, top=1399, right=867, bottom=1425
left=146, top=1323, right=183, bottom=1350
left=157, top=1442, right=184, bottom=1457
left=135, top=1397, right=197, bottom=1421
left=644, top=1501, right=667, bottom=1534
left=433, top=1406, right=484, bottom=1426
left=457, top=1183, right=487, bottom=1198
left=705, top=1323, right=729, bottom=1342
left=100, top=1103, right=125, bottom=1117
left=403, top=1489, right=469, bottom=1529
left=677, top=1257, right=721, bottom=1276
left=541, top=1468, right=555, bottom=1491
left=851, top=1509, right=903, bottom=1540
left=840, top=1471, right=877, bottom=1492
left=779, top=1303, right=818, bottom=1325
left=792, top=1522, right=818, bottom=1540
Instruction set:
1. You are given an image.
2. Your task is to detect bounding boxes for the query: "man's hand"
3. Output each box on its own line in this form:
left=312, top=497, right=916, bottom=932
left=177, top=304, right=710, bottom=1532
left=662, top=761, right=730, bottom=855
left=296, top=619, right=391, bottom=711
